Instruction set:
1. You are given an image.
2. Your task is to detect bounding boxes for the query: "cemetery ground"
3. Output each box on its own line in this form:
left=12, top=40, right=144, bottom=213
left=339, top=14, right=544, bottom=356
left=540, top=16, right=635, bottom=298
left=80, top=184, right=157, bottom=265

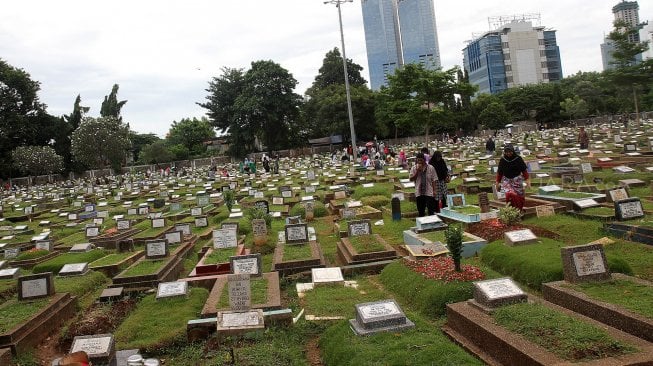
left=3, top=121, right=653, bottom=365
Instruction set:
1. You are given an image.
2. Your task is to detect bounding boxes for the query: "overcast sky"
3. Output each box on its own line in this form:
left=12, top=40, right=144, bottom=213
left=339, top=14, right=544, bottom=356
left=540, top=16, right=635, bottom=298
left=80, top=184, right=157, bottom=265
left=1, top=0, right=651, bottom=137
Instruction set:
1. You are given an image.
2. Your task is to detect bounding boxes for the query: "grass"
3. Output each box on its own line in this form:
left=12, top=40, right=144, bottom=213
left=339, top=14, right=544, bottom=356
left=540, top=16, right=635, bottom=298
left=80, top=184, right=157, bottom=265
left=447, top=205, right=481, bottom=214
left=420, top=230, right=475, bottom=244
left=216, top=277, right=269, bottom=308
left=301, top=276, right=386, bottom=317
left=32, top=249, right=107, bottom=274
left=89, top=251, right=138, bottom=267
left=347, top=235, right=387, bottom=254
left=281, top=243, right=313, bottom=261
left=493, top=302, right=638, bottom=362
left=119, top=259, right=168, bottom=277
left=14, top=249, right=51, bottom=261
left=370, top=212, right=415, bottom=245
left=581, top=206, right=616, bottom=216
left=203, top=248, right=237, bottom=264
left=114, top=287, right=209, bottom=352
left=0, top=298, right=50, bottom=333
left=521, top=214, right=603, bottom=245
left=548, top=191, right=598, bottom=199
left=567, top=279, right=653, bottom=319
left=54, top=271, right=108, bottom=308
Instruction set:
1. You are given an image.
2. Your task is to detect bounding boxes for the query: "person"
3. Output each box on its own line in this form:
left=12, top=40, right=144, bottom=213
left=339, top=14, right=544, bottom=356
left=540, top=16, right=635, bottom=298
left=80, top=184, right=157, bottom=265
left=262, top=156, right=270, bottom=173
left=398, top=150, right=407, bottom=169
left=429, top=151, right=450, bottom=212
left=485, top=136, right=496, bottom=156
left=420, top=147, right=431, bottom=163
left=496, top=145, right=529, bottom=211
left=409, top=153, right=438, bottom=217
left=578, top=126, right=589, bottom=149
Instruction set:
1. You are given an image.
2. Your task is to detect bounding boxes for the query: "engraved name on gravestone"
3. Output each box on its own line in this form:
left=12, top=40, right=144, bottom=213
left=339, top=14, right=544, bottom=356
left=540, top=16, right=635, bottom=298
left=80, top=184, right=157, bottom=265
left=251, top=219, right=267, bottom=237
left=535, top=205, right=555, bottom=217
left=334, top=190, right=347, bottom=199
left=348, top=220, right=371, bottom=237
left=197, top=196, right=210, bottom=206
left=4, top=247, right=19, bottom=259
left=175, top=223, right=191, bottom=236
left=473, top=277, right=527, bottom=308
left=615, top=198, right=644, bottom=221
left=561, top=244, right=611, bottom=283
left=285, top=224, right=309, bottom=244
left=165, top=230, right=182, bottom=244
left=213, top=228, right=238, bottom=249
left=59, top=263, right=89, bottom=276
left=156, top=281, right=188, bottom=300
left=145, top=240, right=168, bottom=259
left=311, top=267, right=344, bottom=286
left=349, top=299, right=415, bottom=336
left=504, top=229, right=538, bottom=246
left=170, top=202, right=182, bottom=212
left=70, top=334, right=115, bottom=364
left=220, top=311, right=263, bottom=328
left=191, top=207, right=203, bottom=216
left=228, top=273, right=251, bottom=311
left=35, top=240, right=52, bottom=251
left=341, top=208, right=357, bottom=219
left=230, top=254, right=262, bottom=277
left=195, top=216, right=208, bottom=227
left=18, top=272, right=54, bottom=300
left=272, top=197, right=284, bottom=205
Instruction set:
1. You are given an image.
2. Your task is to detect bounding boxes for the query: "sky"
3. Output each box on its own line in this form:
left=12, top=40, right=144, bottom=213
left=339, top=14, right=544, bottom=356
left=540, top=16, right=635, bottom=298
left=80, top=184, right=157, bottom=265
left=1, top=0, right=651, bottom=137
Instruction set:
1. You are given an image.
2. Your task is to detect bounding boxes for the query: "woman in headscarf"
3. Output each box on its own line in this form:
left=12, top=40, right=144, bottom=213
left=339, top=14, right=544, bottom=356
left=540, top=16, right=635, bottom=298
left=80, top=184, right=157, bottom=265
left=429, top=151, right=450, bottom=212
left=496, top=145, right=529, bottom=210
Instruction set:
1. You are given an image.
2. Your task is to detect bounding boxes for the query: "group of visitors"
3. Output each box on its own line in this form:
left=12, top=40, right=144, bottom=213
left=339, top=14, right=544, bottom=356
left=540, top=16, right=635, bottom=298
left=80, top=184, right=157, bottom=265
left=408, top=147, right=451, bottom=217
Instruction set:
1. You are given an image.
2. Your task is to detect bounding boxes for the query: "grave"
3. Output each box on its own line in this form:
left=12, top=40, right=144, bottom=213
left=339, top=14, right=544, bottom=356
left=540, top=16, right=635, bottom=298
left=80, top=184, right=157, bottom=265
left=58, top=263, right=89, bottom=277
left=199, top=271, right=281, bottom=318
left=504, top=229, right=539, bottom=246
left=469, top=277, right=527, bottom=312
left=69, top=334, right=115, bottom=366
left=614, top=198, right=645, bottom=221
left=349, top=299, right=415, bottom=336
left=311, top=267, right=344, bottom=287
left=337, top=220, right=398, bottom=267
left=560, top=243, right=611, bottom=284
left=230, top=253, right=262, bottom=277
left=145, top=240, right=168, bottom=260
left=156, top=281, right=188, bottom=300
left=228, top=273, right=251, bottom=311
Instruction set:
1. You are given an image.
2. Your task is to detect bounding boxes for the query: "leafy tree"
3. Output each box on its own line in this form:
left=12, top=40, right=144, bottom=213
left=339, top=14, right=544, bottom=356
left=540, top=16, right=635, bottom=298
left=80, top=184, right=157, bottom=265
left=166, top=117, right=215, bottom=156
left=71, top=116, right=130, bottom=169
left=100, top=84, right=127, bottom=120
left=479, top=102, right=512, bottom=131
left=560, top=96, right=589, bottom=120
left=138, top=140, right=174, bottom=164
left=306, top=48, right=367, bottom=93
left=130, top=132, right=160, bottom=162
left=168, top=144, right=190, bottom=161
left=61, top=95, right=90, bottom=171
left=11, top=145, right=63, bottom=176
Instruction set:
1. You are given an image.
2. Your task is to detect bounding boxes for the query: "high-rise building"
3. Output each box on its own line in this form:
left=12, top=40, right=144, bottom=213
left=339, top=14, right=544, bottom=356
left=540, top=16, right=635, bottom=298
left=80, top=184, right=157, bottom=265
left=601, top=1, right=643, bottom=70
left=361, top=0, right=441, bottom=90
left=462, top=15, right=562, bottom=95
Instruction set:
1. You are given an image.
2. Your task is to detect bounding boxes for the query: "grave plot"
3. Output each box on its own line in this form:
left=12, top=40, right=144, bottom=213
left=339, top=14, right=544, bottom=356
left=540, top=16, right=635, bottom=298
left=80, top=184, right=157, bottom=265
left=337, top=220, right=398, bottom=267
left=403, top=216, right=487, bottom=258
left=542, top=243, right=653, bottom=342
left=488, top=195, right=565, bottom=218
left=0, top=273, right=77, bottom=354
left=130, top=216, right=175, bottom=244
left=439, top=194, right=494, bottom=223
left=189, top=228, right=248, bottom=277
left=200, top=271, right=281, bottom=318
left=8, top=242, right=61, bottom=270
left=532, top=184, right=606, bottom=211
left=272, top=223, right=325, bottom=276
left=31, top=246, right=107, bottom=275
left=392, top=180, right=416, bottom=202
left=88, top=250, right=144, bottom=278
left=111, top=238, right=196, bottom=290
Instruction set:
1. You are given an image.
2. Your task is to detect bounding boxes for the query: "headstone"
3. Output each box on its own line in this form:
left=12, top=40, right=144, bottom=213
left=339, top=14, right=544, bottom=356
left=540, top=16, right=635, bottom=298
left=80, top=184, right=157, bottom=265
left=561, top=244, right=611, bottom=283
left=304, top=200, right=315, bottom=221
left=175, top=223, right=191, bottom=236
left=614, top=198, right=645, bottom=221
left=472, top=277, right=527, bottom=309
left=349, top=299, right=415, bottom=336
left=504, top=229, right=538, bottom=246
left=608, top=188, right=629, bottom=202
left=230, top=253, right=262, bottom=277
left=415, top=215, right=444, bottom=231
left=145, top=240, right=168, bottom=259
left=4, top=247, right=19, bottom=259
left=59, top=263, right=89, bottom=277
left=84, top=226, right=100, bottom=238
left=334, top=190, right=346, bottom=199
left=391, top=197, right=401, bottom=221
left=311, top=267, right=344, bottom=286
left=70, top=243, right=94, bottom=252
left=285, top=223, right=309, bottom=244
left=156, top=281, right=188, bottom=300
left=194, top=216, right=208, bottom=227
left=217, top=309, right=264, bottom=333
left=272, top=197, right=284, bottom=205
left=535, top=205, right=555, bottom=217
left=70, top=334, right=115, bottom=365
left=341, top=208, right=357, bottom=220
left=580, top=163, right=593, bottom=174
left=228, top=273, right=251, bottom=311
left=153, top=199, right=165, bottom=209
left=447, top=194, right=465, bottom=208
left=574, top=199, right=600, bottom=210
left=35, top=240, right=53, bottom=251
left=151, top=218, right=165, bottom=228
left=254, top=200, right=269, bottom=214
left=213, top=228, right=238, bottom=249
left=0, top=268, right=19, bottom=280
left=170, top=202, right=182, bottom=212
left=165, top=230, right=182, bottom=245
left=221, top=222, right=239, bottom=234
left=478, top=192, right=489, bottom=213
left=197, top=196, right=210, bottom=206
left=391, top=192, right=405, bottom=201
left=18, top=272, right=55, bottom=300
left=538, top=185, right=563, bottom=195
left=492, top=183, right=505, bottom=200
left=190, top=207, right=203, bottom=216
left=348, top=220, right=372, bottom=237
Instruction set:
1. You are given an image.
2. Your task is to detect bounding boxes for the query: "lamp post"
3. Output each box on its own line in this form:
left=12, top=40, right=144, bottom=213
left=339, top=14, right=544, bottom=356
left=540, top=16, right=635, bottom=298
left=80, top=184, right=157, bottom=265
left=324, top=0, right=358, bottom=161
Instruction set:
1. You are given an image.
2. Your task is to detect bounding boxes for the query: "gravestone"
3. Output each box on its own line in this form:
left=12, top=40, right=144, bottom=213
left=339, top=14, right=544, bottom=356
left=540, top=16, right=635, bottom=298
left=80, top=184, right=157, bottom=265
left=391, top=198, right=401, bottom=221
left=59, top=263, right=89, bottom=277
left=478, top=192, right=489, bottom=213
left=18, top=272, right=55, bottom=300
left=197, top=196, right=210, bottom=206
left=217, top=310, right=265, bottom=335
left=70, top=243, right=94, bottom=253
left=70, top=334, right=115, bottom=365
left=574, top=199, right=600, bottom=210
left=156, top=281, right=188, bottom=300
left=153, top=199, right=165, bottom=209
left=194, top=216, right=208, bottom=227
left=251, top=219, right=267, bottom=246
left=504, top=229, right=538, bottom=246
left=561, top=244, right=611, bottom=283
left=221, top=222, right=239, bottom=234
left=341, top=208, right=357, bottom=220
left=304, top=200, right=315, bottom=221
left=614, top=198, right=645, bottom=221
left=170, top=202, right=182, bottom=212
left=35, top=240, right=53, bottom=251
left=228, top=273, right=251, bottom=311
left=151, top=218, right=165, bottom=228
left=311, top=267, right=344, bottom=286
left=415, top=215, right=444, bottom=231
left=254, top=200, right=269, bottom=214
left=230, top=253, right=262, bottom=277
left=165, top=230, right=182, bottom=245
left=4, top=247, right=19, bottom=259
left=580, top=163, right=593, bottom=174
left=0, top=268, right=19, bottom=280
left=334, top=190, right=347, bottom=200
left=145, top=240, right=168, bottom=259
left=472, top=277, right=527, bottom=309
left=349, top=299, right=415, bottom=336
left=272, top=197, right=284, bottom=205
left=535, top=205, right=555, bottom=217
left=213, top=228, right=238, bottom=249
left=285, top=223, right=309, bottom=244
left=175, top=223, right=191, bottom=236
left=190, top=207, right=203, bottom=216
left=447, top=194, right=465, bottom=208
left=538, top=185, right=563, bottom=195
left=608, top=187, right=629, bottom=203
left=348, top=220, right=372, bottom=237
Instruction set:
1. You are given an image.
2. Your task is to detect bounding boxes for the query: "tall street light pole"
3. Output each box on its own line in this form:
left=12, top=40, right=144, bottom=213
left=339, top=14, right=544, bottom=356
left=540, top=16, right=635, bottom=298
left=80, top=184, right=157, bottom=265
left=324, top=0, right=358, bottom=161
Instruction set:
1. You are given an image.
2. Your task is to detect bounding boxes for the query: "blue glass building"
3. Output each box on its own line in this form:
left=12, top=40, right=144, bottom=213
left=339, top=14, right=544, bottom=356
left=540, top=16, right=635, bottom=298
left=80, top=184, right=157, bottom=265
left=362, top=0, right=441, bottom=90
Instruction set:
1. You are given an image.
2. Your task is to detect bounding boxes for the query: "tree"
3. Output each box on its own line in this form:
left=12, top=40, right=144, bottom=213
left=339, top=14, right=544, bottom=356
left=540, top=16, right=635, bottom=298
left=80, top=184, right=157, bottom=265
left=479, top=102, right=512, bottom=131
left=130, top=132, right=160, bottom=162
left=100, top=84, right=127, bottom=120
left=138, top=140, right=175, bottom=164
left=560, top=96, right=589, bottom=120
left=167, top=117, right=215, bottom=156
left=11, top=145, right=63, bottom=177
left=71, top=116, right=130, bottom=169
left=61, top=95, right=90, bottom=172
left=306, top=48, right=367, bottom=93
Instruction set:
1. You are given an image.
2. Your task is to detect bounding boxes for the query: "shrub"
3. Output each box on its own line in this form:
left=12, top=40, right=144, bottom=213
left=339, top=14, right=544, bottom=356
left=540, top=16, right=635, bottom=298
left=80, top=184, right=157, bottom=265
left=445, top=224, right=463, bottom=272
left=223, top=190, right=235, bottom=212
left=246, top=207, right=272, bottom=229
left=499, top=205, right=521, bottom=225
left=289, top=201, right=327, bottom=218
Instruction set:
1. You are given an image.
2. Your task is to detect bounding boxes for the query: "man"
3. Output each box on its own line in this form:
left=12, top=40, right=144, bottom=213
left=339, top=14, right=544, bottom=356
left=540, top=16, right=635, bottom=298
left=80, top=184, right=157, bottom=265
left=485, top=136, right=495, bottom=156
left=409, top=153, right=439, bottom=217
left=578, top=127, right=589, bottom=149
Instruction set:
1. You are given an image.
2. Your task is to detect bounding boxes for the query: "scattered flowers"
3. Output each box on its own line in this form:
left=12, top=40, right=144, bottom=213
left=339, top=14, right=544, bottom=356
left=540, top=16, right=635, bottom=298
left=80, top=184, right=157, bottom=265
left=404, top=256, right=485, bottom=282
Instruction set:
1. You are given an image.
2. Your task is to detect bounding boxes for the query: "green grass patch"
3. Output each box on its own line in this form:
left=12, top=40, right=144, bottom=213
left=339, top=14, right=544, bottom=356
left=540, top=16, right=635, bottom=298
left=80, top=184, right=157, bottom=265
left=480, top=238, right=632, bottom=290
left=522, top=214, right=603, bottom=245
left=0, top=298, right=50, bottom=333
left=114, top=287, right=208, bottom=352
left=289, top=200, right=328, bottom=218
left=282, top=243, right=313, bottom=261
left=347, top=235, right=387, bottom=254
left=56, top=231, right=88, bottom=246
left=567, top=279, right=653, bottom=319
left=15, top=249, right=51, bottom=261
left=369, top=212, right=415, bottom=245
left=301, top=276, right=385, bottom=317
left=119, top=259, right=167, bottom=277
left=604, top=240, right=653, bottom=281
left=447, top=205, right=481, bottom=214
left=54, top=271, right=108, bottom=298
left=581, top=206, right=616, bottom=216
left=203, top=247, right=237, bottom=264
left=493, top=302, right=638, bottom=362
left=419, top=230, right=475, bottom=244
left=89, top=251, right=137, bottom=267
left=133, top=226, right=168, bottom=239
left=351, top=183, right=394, bottom=200
left=360, top=195, right=390, bottom=209
left=32, top=249, right=107, bottom=274
left=547, top=191, right=599, bottom=199
left=217, top=277, right=269, bottom=308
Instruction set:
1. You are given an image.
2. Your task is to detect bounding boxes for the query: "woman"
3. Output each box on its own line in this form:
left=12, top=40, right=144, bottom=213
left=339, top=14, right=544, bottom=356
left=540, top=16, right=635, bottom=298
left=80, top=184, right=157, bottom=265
left=398, top=150, right=407, bottom=169
left=496, top=145, right=529, bottom=210
left=429, top=151, right=450, bottom=212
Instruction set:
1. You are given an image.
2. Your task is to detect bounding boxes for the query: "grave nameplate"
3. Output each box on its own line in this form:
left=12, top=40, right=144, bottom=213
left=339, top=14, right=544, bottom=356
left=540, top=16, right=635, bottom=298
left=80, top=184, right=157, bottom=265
left=580, top=163, right=593, bottom=174
left=218, top=310, right=264, bottom=329
left=350, top=299, right=415, bottom=336
left=156, top=281, right=188, bottom=300
left=18, top=272, right=54, bottom=300
left=4, top=247, right=19, bottom=259
left=170, top=202, right=182, bottom=212
left=213, top=228, right=238, bottom=249
left=614, top=198, right=645, bottom=220
left=574, top=199, right=600, bottom=209
left=127, top=208, right=137, bottom=216
left=175, top=223, right=191, bottom=236
left=70, top=243, right=94, bottom=252
left=230, top=253, right=262, bottom=277
left=35, top=240, right=52, bottom=251
left=504, top=229, right=538, bottom=246
left=535, top=205, right=555, bottom=217
left=194, top=216, right=208, bottom=227
left=190, top=207, right=202, bottom=216
left=608, top=188, right=629, bottom=202
left=84, top=226, right=100, bottom=238
left=341, top=208, right=357, bottom=219
left=68, top=213, right=78, bottom=221
left=311, top=267, right=344, bottom=286
left=228, top=273, right=251, bottom=311
left=281, top=190, right=292, bottom=198
left=538, top=185, right=563, bottom=195
left=197, top=196, right=210, bottom=206
left=415, top=215, right=444, bottom=231
left=285, top=223, right=309, bottom=244
left=165, top=230, right=182, bottom=244
left=145, top=240, right=168, bottom=259
left=0, top=268, right=19, bottom=280
left=117, top=219, right=131, bottom=231
left=70, top=334, right=115, bottom=365
left=561, top=244, right=611, bottom=283
left=348, top=220, right=372, bottom=237
left=272, top=197, right=284, bottom=205
left=473, top=277, right=527, bottom=308
left=138, top=207, right=149, bottom=215
left=59, top=263, right=89, bottom=277
left=447, top=194, right=465, bottom=208
left=221, top=222, right=239, bottom=234
left=334, top=190, right=347, bottom=199
left=151, top=218, right=165, bottom=228
left=251, top=219, right=267, bottom=238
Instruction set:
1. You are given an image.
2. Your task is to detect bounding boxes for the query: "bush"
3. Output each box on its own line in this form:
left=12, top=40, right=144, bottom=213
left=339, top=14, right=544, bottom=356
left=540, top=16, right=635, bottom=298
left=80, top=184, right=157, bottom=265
left=360, top=195, right=390, bottom=209
left=499, top=205, right=521, bottom=225
left=289, top=201, right=327, bottom=218
left=246, top=207, right=272, bottom=229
